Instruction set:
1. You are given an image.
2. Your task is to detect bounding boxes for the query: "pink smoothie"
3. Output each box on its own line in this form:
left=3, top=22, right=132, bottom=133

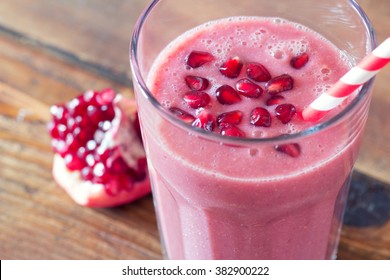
left=140, top=17, right=365, bottom=259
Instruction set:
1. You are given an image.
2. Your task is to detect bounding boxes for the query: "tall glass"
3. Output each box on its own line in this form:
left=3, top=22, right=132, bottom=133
left=130, top=0, right=376, bottom=259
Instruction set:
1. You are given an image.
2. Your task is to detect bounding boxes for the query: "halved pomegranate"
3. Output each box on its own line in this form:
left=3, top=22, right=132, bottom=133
left=48, top=89, right=150, bottom=207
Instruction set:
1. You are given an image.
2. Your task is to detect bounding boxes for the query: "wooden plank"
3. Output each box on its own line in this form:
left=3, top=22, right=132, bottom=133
left=0, top=0, right=148, bottom=84
left=0, top=35, right=161, bottom=260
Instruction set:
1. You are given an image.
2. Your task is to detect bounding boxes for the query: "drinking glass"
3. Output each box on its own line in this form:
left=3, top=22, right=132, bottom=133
left=130, top=0, right=376, bottom=259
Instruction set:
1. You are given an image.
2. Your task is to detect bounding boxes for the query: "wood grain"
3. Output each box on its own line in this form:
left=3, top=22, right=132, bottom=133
left=0, top=0, right=389, bottom=259
left=349, top=0, right=390, bottom=185
left=0, top=0, right=148, bottom=85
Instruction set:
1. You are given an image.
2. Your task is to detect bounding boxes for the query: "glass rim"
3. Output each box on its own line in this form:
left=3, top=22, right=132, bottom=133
left=129, top=0, right=377, bottom=145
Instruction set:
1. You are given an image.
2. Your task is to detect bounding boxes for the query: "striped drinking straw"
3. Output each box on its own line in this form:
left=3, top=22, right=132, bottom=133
left=302, top=37, right=390, bottom=122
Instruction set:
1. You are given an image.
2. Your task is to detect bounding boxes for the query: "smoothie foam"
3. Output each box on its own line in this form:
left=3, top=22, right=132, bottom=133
left=140, top=17, right=365, bottom=259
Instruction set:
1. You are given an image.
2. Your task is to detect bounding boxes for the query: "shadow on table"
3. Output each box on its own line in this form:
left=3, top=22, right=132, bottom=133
left=344, top=171, right=390, bottom=227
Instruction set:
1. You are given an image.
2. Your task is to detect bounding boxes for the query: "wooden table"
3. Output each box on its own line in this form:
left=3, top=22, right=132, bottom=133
left=0, top=0, right=389, bottom=260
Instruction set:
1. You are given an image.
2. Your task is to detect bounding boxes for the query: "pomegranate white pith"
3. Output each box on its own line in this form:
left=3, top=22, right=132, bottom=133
left=49, top=89, right=150, bottom=207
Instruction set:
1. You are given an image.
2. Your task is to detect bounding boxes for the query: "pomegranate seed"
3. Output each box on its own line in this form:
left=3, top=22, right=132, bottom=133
left=185, top=75, right=210, bottom=91
left=250, top=107, right=272, bottom=127
left=65, top=133, right=79, bottom=153
left=53, top=139, right=69, bottom=157
left=68, top=97, right=87, bottom=116
left=80, top=166, right=94, bottom=181
left=56, top=123, right=68, bottom=139
left=246, top=62, right=271, bottom=82
left=85, top=153, right=95, bottom=167
left=183, top=91, right=211, bottom=109
left=265, top=74, right=294, bottom=95
left=76, top=146, right=88, bottom=159
left=64, top=153, right=85, bottom=171
left=99, top=120, right=112, bottom=132
left=95, top=149, right=112, bottom=164
left=290, top=53, right=309, bottom=69
left=275, top=143, right=301, bottom=158
left=49, top=104, right=60, bottom=118
left=93, top=129, right=105, bottom=144
left=275, top=104, right=297, bottom=124
left=186, top=51, right=214, bottom=68
left=87, top=105, right=104, bottom=126
left=236, top=78, right=263, bottom=98
left=169, top=107, right=196, bottom=124
left=118, top=173, right=135, bottom=191
left=216, top=85, right=241, bottom=105
left=50, top=105, right=68, bottom=124
left=47, top=121, right=59, bottom=139
left=74, top=115, right=89, bottom=129
left=73, top=127, right=90, bottom=144
left=93, top=162, right=110, bottom=183
left=66, top=117, right=78, bottom=132
left=220, top=124, right=245, bottom=138
left=266, top=95, right=285, bottom=106
left=220, top=57, right=243, bottom=79
left=104, top=180, right=121, bottom=196
left=216, top=110, right=243, bottom=128
left=83, top=91, right=99, bottom=106
left=96, top=88, right=116, bottom=105
left=101, top=104, right=115, bottom=121
left=192, top=110, right=215, bottom=132
left=86, top=140, right=97, bottom=151
left=107, top=157, right=128, bottom=173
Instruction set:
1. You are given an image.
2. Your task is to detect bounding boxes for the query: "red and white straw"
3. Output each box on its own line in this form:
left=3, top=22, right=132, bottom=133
left=302, top=37, right=390, bottom=122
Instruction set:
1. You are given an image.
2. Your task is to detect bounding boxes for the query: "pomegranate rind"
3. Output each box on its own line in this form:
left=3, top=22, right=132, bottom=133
left=53, top=155, right=151, bottom=207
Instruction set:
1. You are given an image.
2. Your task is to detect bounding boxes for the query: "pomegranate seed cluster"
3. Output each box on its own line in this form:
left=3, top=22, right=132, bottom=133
left=169, top=50, right=310, bottom=157
left=48, top=89, right=146, bottom=195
